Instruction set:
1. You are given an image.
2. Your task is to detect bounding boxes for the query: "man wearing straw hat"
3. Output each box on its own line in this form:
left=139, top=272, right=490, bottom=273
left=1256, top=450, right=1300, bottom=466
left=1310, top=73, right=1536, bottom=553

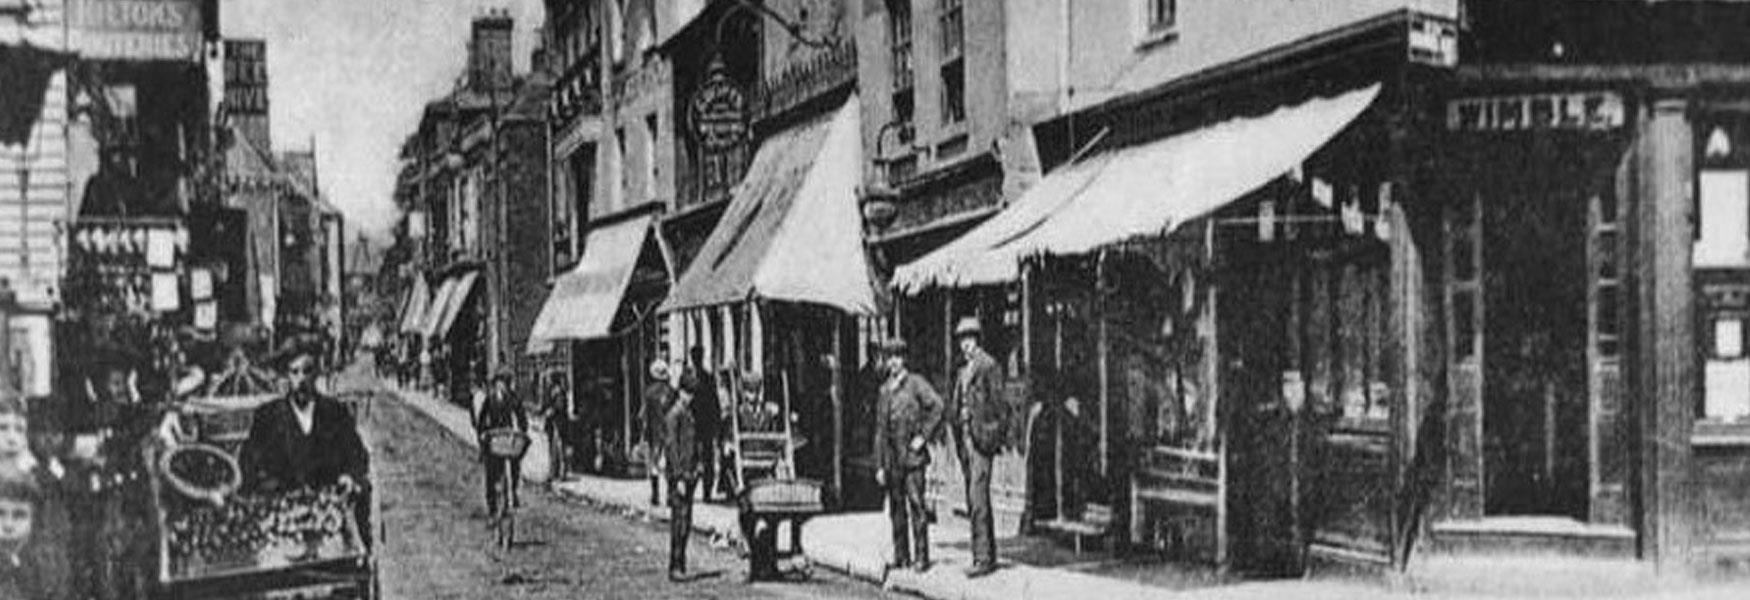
left=952, top=316, right=1006, bottom=578
left=873, top=336, right=944, bottom=573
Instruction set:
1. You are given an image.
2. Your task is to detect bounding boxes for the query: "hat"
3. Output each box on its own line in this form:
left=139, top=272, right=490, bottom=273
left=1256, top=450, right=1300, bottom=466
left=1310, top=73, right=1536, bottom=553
left=876, top=337, right=909, bottom=355
left=953, top=317, right=983, bottom=338
left=648, top=360, right=669, bottom=379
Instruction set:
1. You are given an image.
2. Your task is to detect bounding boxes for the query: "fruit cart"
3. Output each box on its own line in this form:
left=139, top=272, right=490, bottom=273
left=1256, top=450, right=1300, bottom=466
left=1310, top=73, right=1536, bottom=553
left=146, top=393, right=379, bottom=599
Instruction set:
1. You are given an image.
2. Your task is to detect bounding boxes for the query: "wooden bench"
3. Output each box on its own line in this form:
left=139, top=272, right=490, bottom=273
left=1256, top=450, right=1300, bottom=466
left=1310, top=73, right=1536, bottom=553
left=1041, top=503, right=1115, bottom=555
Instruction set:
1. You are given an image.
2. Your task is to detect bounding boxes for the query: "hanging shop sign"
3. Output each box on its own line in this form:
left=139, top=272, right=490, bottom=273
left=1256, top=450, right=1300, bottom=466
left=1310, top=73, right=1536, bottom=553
left=223, top=39, right=269, bottom=115
left=1407, top=15, right=1459, bottom=68
left=688, top=57, right=751, bottom=193
left=1446, top=91, right=1625, bottom=133
left=68, top=0, right=203, bottom=62
left=689, top=58, right=750, bottom=151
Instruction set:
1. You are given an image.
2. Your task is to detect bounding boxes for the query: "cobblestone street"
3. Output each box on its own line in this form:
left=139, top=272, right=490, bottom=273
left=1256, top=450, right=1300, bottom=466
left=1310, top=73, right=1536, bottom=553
left=349, top=371, right=894, bottom=600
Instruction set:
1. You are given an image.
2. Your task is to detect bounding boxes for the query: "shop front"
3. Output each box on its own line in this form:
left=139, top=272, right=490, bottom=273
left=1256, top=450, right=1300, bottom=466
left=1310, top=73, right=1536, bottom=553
left=526, top=208, right=669, bottom=477
left=897, top=48, right=1430, bottom=571
left=659, top=96, right=878, bottom=505
left=423, top=268, right=483, bottom=406
left=1423, top=72, right=1750, bottom=571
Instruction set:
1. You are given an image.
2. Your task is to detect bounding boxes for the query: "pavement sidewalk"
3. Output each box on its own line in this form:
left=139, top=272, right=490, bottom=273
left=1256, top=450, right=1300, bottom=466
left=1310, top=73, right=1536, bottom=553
left=382, top=380, right=1749, bottom=600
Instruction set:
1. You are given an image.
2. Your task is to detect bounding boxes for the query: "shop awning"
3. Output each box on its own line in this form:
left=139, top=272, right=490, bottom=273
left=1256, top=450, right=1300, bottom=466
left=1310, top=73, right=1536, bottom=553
left=425, top=270, right=481, bottom=340
left=893, top=84, right=1381, bottom=292
left=526, top=214, right=659, bottom=353
left=397, top=277, right=432, bottom=334
left=659, top=97, right=878, bottom=315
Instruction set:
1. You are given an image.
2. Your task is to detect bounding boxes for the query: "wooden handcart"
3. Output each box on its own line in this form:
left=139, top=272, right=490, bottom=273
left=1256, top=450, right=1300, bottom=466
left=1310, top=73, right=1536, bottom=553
left=146, top=392, right=380, bottom=599
left=728, top=371, right=826, bottom=581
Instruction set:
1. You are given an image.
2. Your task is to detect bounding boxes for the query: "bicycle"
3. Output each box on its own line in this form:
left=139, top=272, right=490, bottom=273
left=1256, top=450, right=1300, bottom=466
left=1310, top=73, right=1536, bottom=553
left=482, top=428, right=531, bottom=550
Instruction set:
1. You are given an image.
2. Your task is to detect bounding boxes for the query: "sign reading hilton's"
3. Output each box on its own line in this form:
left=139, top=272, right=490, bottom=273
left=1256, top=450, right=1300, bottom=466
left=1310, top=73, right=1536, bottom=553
left=69, top=0, right=202, bottom=62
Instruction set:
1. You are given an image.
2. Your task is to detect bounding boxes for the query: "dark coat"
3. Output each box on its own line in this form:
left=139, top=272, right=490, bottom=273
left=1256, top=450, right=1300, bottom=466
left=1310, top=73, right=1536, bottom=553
left=953, top=347, right=1008, bottom=455
left=680, top=365, right=721, bottom=441
left=874, top=370, right=945, bottom=475
left=238, top=393, right=369, bottom=493
left=474, top=391, right=527, bottom=433
left=664, top=398, right=698, bottom=479
left=642, top=381, right=675, bottom=452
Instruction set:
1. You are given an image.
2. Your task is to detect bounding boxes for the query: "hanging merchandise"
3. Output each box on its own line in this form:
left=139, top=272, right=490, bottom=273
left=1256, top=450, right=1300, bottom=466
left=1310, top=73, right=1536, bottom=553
left=1311, top=177, right=1335, bottom=208
left=1340, top=189, right=1366, bottom=235
left=152, top=272, right=180, bottom=312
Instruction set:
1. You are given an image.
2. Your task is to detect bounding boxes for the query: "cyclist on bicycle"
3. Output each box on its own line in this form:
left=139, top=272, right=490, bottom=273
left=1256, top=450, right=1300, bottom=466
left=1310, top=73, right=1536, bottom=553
left=474, top=371, right=527, bottom=515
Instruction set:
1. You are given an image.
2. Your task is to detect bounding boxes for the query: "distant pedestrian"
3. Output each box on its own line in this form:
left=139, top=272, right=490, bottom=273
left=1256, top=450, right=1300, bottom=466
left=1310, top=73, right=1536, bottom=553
left=662, top=379, right=699, bottom=582
left=873, top=337, right=944, bottom=573
left=951, top=317, right=1005, bottom=578
left=642, top=360, right=674, bottom=506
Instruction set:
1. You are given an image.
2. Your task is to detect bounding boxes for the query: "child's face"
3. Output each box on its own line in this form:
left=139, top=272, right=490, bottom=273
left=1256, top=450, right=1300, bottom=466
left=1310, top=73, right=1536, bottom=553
left=0, top=414, right=25, bottom=459
left=0, top=499, right=31, bottom=543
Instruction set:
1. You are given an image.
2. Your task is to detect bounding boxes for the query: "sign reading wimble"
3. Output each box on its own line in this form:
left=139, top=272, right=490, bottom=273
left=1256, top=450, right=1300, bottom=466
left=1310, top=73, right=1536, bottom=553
left=69, top=0, right=202, bottom=62
left=1447, top=92, right=1625, bottom=132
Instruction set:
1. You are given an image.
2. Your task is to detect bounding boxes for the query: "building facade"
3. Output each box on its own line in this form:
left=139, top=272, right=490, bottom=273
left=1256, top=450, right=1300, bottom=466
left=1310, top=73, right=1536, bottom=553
left=882, top=0, right=1750, bottom=582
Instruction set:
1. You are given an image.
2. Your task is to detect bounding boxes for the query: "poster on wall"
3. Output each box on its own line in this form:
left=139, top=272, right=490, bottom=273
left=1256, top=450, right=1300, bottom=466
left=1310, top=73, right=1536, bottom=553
left=68, top=0, right=204, bottom=62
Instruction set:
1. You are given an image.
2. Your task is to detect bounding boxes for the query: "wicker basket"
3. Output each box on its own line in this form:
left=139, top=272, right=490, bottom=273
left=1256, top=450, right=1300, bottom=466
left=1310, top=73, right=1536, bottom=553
left=482, top=428, right=530, bottom=459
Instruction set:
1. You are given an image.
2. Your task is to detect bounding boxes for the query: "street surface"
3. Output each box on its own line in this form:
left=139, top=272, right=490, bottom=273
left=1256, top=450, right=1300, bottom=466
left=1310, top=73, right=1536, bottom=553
left=342, top=370, right=896, bottom=600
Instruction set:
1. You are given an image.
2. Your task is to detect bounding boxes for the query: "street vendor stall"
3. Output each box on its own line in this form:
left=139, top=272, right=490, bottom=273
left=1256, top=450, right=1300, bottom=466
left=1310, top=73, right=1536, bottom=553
left=148, top=386, right=379, bottom=599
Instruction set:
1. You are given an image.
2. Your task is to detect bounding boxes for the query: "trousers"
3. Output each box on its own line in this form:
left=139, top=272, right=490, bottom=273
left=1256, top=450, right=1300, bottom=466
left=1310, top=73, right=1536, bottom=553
left=483, top=453, right=520, bottom=511
left=668, top=476, right=697, bottom=573
left=960, top=431, right=996, bottom=567
left=886, top=468, right=930, bottom=566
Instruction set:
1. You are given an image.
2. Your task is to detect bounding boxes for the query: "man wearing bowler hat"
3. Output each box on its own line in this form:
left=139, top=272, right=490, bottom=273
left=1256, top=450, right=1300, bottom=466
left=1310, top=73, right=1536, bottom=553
left=951, top=317, right=1005, bottom=578
left=873, top=337, right=944, bottom=573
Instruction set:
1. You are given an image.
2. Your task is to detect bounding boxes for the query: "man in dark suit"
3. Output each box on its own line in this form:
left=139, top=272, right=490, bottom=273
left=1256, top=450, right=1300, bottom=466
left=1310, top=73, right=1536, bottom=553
left=238, top=350, right=369, bottom=494
left=663, top=381, right=699, bottom=582
left=951, top=317, right=1006, bottom=578
left=873, top=338, right=944, bottom=573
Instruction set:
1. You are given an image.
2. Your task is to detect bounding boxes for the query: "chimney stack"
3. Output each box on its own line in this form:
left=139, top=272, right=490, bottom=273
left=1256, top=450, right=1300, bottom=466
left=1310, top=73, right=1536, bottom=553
left=469, top=9, right=515, bottom=92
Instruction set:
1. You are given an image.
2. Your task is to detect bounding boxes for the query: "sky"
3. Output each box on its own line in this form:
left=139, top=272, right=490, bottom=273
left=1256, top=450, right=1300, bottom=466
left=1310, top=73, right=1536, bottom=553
left=221, top=0, right=547, bottom=241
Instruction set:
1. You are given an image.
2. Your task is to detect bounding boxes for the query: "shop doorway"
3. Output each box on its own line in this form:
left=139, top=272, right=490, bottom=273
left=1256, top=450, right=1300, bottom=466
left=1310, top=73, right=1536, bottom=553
left=1220, top=258, right=1305, bottom=575
left=1480, top=182, right=1591, bottom=519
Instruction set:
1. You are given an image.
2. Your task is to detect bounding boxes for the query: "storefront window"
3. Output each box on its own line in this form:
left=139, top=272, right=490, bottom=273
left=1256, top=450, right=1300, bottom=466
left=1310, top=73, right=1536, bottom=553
left=1695, top=169, right=1750, bottom=268
left=1696, top=118, right=1750, bottom=424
